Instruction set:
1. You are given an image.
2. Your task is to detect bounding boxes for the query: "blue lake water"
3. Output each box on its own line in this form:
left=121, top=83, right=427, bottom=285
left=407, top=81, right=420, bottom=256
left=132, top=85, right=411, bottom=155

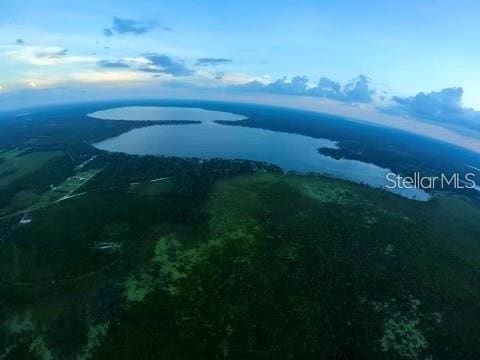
left=89, top=106, right=247, bottom=122
left=91, top=106, right=430, bottom=201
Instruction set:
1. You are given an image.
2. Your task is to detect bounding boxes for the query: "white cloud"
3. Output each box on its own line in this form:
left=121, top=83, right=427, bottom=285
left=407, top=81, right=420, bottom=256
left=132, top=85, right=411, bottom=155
left=121, top=56, right=151, bottom=67
left=16, top=70, right=150, bottom=90
left=20, top=74, right=67, bottom=88
left=70, top=70, right=149, bottom=83
left=5, top=46, right=97, bottom=66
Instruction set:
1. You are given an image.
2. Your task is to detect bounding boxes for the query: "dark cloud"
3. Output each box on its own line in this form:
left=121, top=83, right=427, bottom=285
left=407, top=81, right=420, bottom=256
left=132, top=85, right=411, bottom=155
left=103, top=28, right=113, bottom=37
left=111, top=16, right=158, bottom=35
left=229, top=74, right=375, bottom=103
left=196, top=58, right=232, bottom=66
left=16, top=38, right=24, bottom=45
left=141, top=53, right=193, bottom=76
left=387, top=87, right=480, bottom=130
left=97, top=59, right=130, bottom=68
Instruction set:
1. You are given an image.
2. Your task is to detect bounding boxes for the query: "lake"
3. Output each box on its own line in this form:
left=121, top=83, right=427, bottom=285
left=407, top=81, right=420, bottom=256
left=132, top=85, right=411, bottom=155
left=91, top=106, right=430, bottom=201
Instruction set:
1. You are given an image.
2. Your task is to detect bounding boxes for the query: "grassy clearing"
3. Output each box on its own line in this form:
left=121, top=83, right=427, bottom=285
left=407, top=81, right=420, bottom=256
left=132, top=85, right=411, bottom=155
left=0, top=150, right=63, bottom=189
left=37, top=168, right=102, bottom=205
left=0, top=166, right=101, bottom=219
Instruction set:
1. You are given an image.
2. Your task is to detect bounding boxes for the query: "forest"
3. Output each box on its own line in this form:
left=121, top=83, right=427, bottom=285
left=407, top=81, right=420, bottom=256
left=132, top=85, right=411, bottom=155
left=1, top=101, right=480, bottom=358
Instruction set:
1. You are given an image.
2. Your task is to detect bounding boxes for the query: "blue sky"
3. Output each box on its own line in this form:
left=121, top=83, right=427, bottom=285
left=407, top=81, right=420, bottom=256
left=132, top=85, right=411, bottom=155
left=1, top=0, right=480, bottom=150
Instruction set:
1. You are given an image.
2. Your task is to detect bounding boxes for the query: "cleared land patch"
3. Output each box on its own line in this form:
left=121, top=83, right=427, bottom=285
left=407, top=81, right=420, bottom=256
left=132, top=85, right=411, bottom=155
left=0, top=149, right=62, bottom=189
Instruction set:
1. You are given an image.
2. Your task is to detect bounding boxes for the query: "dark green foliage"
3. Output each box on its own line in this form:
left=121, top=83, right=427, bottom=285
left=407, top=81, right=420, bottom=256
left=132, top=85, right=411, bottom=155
left=1, top=101, right=480, bottom=358
left=47, top=306, right=88, bottom=359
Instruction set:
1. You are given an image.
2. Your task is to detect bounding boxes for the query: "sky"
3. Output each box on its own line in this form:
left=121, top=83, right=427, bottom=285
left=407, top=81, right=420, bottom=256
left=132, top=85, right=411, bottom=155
left=1, top=0, right=480, bottom=150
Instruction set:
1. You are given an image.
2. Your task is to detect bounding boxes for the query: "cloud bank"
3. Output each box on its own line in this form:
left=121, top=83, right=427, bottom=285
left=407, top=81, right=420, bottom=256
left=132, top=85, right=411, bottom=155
left=228, top=75, right=376, bottom=103
left=94, top=53, right=193, bottom=77
left=3, top=38, right=479, bottom=142
left=386, top=87, right=480, bottom=131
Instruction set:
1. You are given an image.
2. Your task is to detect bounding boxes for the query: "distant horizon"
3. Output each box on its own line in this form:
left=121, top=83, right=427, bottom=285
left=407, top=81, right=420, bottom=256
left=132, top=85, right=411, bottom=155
left=1, top=0, right=479, bottom=153
left=3, top=94, right=480, bottom=155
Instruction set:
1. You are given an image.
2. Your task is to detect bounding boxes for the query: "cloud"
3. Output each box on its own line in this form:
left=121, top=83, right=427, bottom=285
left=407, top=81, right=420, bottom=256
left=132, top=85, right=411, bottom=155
left=141, top=53, right=193, bottom=76
left=196, top=57, right=232, bottom=66
left=16, top=38, right=24, bottom=45
left=265, top=76, right=309, bottom=95
left=95, top=55, right=193, bottom=77
left=110, top=16, right=158, bottom=35
left=229, top=79, right=264, bottom=90
left=5, top=46, right=96, bottom=66
left=386, top=87, right=480, bottom=131
left=308, top=75, right=375, bottom=102
left=210, top=72, right=268, bottom=85
left=70, top=70, right=147, bottom=83
left=103, top=28, right=113, bottom=37
left=341, top=75, right=375, bottom=103
left=10, top=68, right=152, bottom=90
left=309, top=77, right=342, bottom=98
left=97, top=59, right=130, bottom=68
left=35, top=47, right=68, bottom=58
left=228, top=74, right=375, bottom=103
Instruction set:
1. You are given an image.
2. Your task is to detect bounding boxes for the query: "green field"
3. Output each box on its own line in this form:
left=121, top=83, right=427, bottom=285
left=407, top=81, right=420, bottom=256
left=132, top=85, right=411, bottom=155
left=0, top=150, right=63, bottom=189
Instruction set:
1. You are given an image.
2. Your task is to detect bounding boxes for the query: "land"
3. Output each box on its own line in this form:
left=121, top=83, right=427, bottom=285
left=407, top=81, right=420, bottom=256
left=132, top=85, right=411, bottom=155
left=1, top=154, right=480, bottom=359
left=0, top=101, right=480, bottom=359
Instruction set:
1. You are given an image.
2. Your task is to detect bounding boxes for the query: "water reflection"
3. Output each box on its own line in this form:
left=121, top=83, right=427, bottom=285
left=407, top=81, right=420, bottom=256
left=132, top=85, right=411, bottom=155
left=91, top=107, right=430, bottom=201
